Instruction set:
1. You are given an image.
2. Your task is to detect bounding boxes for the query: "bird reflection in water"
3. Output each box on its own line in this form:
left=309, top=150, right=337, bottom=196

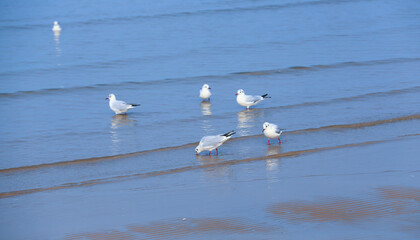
left=196, top=155, right=230, bottom=179
left=237, top=108, right=263, bottom=135
left=200, top=101, right=212, bottom=116
left=266, top=145, right=282, bottom=173
left=53, top=31, right=61, bottom=56
left=200, top=101, right=213, bottom=134
left=111, top=114, right=136, bottom=129
left=266, top=145, right=282, bottom=156
left=110, top=115, right=136, bottom=154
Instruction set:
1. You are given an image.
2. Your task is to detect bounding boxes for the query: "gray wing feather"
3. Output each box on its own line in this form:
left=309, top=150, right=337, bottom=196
left=200, top=135, right=224, bottom=148
left=275, top=126, right=285, bottom=134
left=245, top=95, right=263, bottom=103
left=269, top=124, right=281, bottom=134
left=114, top=100, right=131, bottom=110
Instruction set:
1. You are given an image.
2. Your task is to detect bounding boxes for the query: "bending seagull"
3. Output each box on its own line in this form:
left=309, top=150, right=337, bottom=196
left=236, top=89, right=270, bottom=109
left=199, top=84, right=212, bottom=100
left=106, top=93, right=140, bottom=115
left=52, top=21, right=61, bottom=32
left=263, top=122, right=284, bottom=145
left=195, top=130, right=236, bottom=155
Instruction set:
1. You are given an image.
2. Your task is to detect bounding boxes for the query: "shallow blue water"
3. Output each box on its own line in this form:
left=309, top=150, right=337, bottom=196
left=1, top=0, right=420, bottom=169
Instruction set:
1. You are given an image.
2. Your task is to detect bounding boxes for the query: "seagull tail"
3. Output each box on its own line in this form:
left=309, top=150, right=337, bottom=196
left=222, top=130, right=236, bottom=138
left=277, top=128, right=285, bottom=135
left=130, top=104, right=141, bottom=107
left=261, top=94, right=271, bottom=99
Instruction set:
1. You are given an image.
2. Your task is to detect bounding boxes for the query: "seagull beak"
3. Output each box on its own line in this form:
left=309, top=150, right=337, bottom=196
left=208, top=87, right=211, bottom=89
left=105, top=98, right=109, bottom=100
left=262, top=129, right=265, bottom=132
left=235, top=93, right=238, bottom=95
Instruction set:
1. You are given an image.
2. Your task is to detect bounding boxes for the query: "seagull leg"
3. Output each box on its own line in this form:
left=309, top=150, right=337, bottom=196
left=216, top=148, right=218, bottom=155
left=209, top=151, right=211, bottom=156
left=278, top=137, right=281, bottom=144
left=268, top=139, right=271, bottom=145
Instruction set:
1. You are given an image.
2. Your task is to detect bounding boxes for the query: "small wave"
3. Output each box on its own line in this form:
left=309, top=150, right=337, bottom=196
left=157, top=87, right=420, bottom=126
left=234, top=57, right=420, bottom=75
left=0, top=114, right=418, bottom=175
left=0, top=142, right=198, bottom=174
left=290, top=114, right=420, bottom=134
left=265, top=86, right=420, bottom=111
left=0, top=136, right=415, bottom=199
left=0, top=0, right=357, bottom=31
left=1, top=56, right=419, bottom=98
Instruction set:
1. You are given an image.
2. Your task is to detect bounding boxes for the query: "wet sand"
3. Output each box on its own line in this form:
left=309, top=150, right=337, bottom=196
left=1, top=116, right=419, bottom=239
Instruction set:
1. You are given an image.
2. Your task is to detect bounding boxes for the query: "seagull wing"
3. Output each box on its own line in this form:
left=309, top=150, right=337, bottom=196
left=200, top=135, right=225, bottom=149
left=272, top=124, right=284, bottom=134
left=244, top=95, right=263, bottom=103
left=272, top=124, right=280, bottom=134
left=113, top=100, right=131, bottom=110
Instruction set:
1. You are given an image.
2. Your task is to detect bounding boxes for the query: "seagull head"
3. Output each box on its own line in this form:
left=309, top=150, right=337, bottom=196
left=236, top=89, right=244, bottom=96
left=195, top=146, right=202, bottom=155
left=106, top=93, right=116, bottom=101
left=54, top=21, right=59, bottom=25
left=202, top=84, right=211, bottom=90
left=262, top=122, right=270, bottom=132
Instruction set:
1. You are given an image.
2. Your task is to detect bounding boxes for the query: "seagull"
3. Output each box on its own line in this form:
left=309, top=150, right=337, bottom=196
left=236, top=89, right=270, bottom=109
left=263, top=122, right=284, bottom=145
left=52, top=21, right=61, bottom=32
left=199, top=84, right=212, bottom=100
left=106, top=93, right=140, bottom=115
left=195, top=130, right=236, bottom=155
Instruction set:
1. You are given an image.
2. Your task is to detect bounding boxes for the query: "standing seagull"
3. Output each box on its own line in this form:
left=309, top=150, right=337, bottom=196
left=263, top=122, right=284, bottom=145
left=52, top=21, right=61, bottom=32
left=199, top=84, right=212, bottom=100
left=195, top=130, right=236, bottom=155
left=236, top=89, right=270, bottom=109
left=106, top=94, right=140, bottom=115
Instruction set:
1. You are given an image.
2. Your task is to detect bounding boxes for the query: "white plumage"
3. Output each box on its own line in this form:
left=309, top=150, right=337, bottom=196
left=236, top=89, right=270, bottom=109
left=106, top=94, right=140, bottom=115
left=52, top=21, right=61, bottom=32
left=195, top=130, right=235, bottom=155
left=199, top=84, right=212, bottom=100
left=262, top=122, right=284, bottom=145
